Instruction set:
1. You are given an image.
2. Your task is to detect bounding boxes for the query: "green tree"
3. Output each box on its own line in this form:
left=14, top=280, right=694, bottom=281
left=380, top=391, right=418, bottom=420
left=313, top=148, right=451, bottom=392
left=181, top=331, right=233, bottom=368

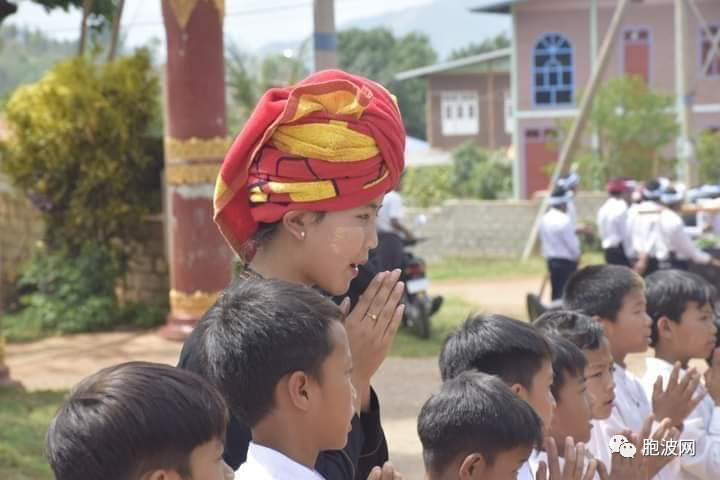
left=698, top=130, right=720, bottom=184
left=0, top=50, right=160, bottom=254
left=558, top=76, right=678, bottom=187
left=337, top=27, right=437, bottom=139
left=449, top=32, right=511, bottom=60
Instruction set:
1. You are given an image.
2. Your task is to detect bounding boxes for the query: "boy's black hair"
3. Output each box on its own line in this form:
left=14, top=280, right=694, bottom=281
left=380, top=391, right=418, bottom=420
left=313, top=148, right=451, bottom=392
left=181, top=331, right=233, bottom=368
left=418, top=371, right=543, bottom=475
left=533, top=310, right=606, bottom=351
left=46, top=362, right=228, bottom=480
left=439, top=313, right=553, bottom=390
left=546, top=334, right=587, bottom=399
left=645, top=269, right=717, bottom=346
left=196, top=278, right=344, bottom=427
left=563, top=265, right=644, bottom=321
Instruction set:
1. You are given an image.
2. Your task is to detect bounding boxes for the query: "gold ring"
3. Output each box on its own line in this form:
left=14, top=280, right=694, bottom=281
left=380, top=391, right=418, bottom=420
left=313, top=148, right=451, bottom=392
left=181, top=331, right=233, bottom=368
left=368, top=313, right=378, bottom=321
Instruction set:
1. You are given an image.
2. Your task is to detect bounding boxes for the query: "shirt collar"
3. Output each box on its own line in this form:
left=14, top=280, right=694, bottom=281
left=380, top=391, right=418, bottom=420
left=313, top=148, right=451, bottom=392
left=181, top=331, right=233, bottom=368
left=245, top=442, right=325, bottom=480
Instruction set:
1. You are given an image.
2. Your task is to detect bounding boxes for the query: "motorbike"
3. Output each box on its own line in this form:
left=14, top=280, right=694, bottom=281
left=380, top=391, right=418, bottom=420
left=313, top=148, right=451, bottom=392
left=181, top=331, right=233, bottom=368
left=401, top=237, right=442, bottom=339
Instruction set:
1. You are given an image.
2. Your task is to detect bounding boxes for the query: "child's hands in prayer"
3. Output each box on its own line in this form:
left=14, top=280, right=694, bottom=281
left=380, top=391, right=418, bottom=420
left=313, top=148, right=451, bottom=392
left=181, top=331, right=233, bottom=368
left=536, top=437, right=598, bottom=480
left=639, top=416, right=679, bottom=478
left=597, top=431, right=647, bottom=480
left=651, top=362, right=704, bottom=428
left=367, top=462, right=403, bottom=480
left=704, top=348, right=720, bottom=406
left=341, top=269, right=404, bottom=412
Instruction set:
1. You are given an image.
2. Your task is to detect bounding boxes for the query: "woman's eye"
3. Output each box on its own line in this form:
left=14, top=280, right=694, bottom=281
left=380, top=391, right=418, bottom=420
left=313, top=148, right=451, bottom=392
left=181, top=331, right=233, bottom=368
left=357, top=214, right=370, bottom=220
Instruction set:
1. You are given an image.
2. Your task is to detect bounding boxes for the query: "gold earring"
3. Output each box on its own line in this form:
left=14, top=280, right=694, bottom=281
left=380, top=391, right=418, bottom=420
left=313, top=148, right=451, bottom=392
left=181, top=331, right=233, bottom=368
left=300, top=231, right=306, bottom=239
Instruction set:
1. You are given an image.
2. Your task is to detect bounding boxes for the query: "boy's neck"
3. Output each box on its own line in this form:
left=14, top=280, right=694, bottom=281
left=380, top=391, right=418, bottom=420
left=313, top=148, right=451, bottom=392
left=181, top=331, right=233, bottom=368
left=251, top=420, right=320, bottom=471
left=654, top=344, right=690, bottom=369
left=609, top=343, right=628, bottom=368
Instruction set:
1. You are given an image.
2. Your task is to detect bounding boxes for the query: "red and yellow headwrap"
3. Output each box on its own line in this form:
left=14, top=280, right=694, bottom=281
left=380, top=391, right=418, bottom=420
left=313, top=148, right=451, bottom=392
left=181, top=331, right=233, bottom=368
left=214, top=69, right=406, bottom=255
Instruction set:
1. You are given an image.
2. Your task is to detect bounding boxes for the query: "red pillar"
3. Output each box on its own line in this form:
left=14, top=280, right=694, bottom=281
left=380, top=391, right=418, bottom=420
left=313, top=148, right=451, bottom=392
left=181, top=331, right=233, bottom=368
left=160, top=0, right=234, bottom=340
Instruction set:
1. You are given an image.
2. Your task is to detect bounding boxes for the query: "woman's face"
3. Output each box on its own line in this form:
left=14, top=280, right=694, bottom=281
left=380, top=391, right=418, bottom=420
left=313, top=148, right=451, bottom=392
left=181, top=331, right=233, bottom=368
left=301, top=195, right=383, bottom=295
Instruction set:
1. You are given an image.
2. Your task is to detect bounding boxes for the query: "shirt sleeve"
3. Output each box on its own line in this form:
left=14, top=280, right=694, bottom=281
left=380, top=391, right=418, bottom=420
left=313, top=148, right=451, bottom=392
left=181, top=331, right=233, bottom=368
left=668, top=215, right=712, bottom=263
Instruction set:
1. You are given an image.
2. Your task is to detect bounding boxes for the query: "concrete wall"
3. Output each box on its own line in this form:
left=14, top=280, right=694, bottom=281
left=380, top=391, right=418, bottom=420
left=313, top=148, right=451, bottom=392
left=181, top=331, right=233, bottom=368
left=407, top=192, right=606, bottom=260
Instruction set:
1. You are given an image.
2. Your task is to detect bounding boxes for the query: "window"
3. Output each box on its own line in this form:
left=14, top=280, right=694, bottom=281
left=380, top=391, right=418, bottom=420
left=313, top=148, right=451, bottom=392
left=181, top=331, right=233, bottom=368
left=700, top=25, right=720, bottom=77
left=533, top=33, right=574, bottom=106
left=441, top=91, right=479, bottom=136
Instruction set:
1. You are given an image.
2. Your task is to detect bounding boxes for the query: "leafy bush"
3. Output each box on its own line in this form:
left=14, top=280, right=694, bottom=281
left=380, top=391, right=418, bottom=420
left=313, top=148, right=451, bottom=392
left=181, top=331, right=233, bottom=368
left=698, top=130, right=720, bottom=184
left=0, top=49, right=160, bottom=254
left=403, top=165, right=453, bottom=207
left=451, top=142, right=512, bottom=200
left=2, top=245, right=165, bottom=341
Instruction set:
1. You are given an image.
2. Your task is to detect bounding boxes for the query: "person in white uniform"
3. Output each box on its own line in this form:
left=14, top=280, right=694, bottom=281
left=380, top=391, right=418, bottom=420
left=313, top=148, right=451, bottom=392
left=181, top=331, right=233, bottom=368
left=627, top=180, right=664, bottom=276
left=374, top=176, right=415, bottom=272
left=597, top=178, right=633, bottom=267
left=657, top=187, right=720, bottom=271
left=641, top=270, right=720, bottom=480
left=540, top=188, right=581, bottom=301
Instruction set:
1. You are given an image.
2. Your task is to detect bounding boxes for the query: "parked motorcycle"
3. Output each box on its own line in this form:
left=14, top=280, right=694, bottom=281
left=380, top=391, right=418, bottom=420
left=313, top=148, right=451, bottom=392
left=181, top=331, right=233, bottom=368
left=401, top=237, right=442, bottom=339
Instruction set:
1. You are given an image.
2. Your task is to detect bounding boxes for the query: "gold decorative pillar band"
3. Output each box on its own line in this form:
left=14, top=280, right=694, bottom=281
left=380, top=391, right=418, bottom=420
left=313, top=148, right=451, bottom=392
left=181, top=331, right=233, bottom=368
left=164, top=136, right=233, bottom=164
left=166, top=163, right=221, bottom=185
left=170, top=289, right=222, bottom=318
left=168, top=0, right=225, bottom=30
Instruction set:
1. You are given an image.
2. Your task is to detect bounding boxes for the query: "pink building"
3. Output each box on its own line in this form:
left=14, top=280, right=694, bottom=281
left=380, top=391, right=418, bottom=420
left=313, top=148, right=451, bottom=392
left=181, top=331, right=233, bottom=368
left=473, top=0, right=720, bottom=198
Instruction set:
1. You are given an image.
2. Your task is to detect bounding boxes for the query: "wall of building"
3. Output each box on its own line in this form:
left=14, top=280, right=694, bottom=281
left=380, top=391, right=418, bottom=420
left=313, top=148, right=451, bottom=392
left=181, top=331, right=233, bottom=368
left=428, top=73, right=511, bottom=151
left=407, top=192, right=606, bottom=260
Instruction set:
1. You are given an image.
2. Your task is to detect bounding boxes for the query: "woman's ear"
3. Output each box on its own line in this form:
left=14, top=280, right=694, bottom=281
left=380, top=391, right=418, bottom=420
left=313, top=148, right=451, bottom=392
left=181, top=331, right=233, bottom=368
left=282, top=211, right=309, bottom=241
left=458, top=453, right=486, bottom=479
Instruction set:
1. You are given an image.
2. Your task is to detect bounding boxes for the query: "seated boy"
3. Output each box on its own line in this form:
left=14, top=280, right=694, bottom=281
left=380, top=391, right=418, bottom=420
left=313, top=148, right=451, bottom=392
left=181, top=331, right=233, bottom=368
left=46, top=361, right=231, bottom=480
left=642, top=269, right=720, bottom=479
left=439, top=313, right=598, bottom=480
left=193, top=278, right=377, bottom=479
left=563, top=265, right=686, bottom=478
left=418, top=370, right=544, bottom=480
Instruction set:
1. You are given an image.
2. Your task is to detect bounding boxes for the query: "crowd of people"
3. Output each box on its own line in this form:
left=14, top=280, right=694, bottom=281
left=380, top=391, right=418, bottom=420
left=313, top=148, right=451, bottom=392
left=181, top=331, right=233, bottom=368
left=40, top=71, right=720, bottom=480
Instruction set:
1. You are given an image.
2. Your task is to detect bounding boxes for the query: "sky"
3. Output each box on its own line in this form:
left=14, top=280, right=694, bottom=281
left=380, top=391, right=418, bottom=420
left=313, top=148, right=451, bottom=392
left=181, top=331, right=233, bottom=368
left=7, top=0, right=435, bottom=52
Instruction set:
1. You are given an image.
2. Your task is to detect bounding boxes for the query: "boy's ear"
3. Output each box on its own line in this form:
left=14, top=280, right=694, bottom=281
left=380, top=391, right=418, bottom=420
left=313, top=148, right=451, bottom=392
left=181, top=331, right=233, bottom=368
left=143, top=470, right=181, bottom=480
left=657, top=316, right=675, bottom=340
left=594, top=315, right=613, bottom=333
left=459, top=453, right=486, bottom=479
left=510, top=383, right=529, bottom=402
left=285, top=371, right=313, bottom=412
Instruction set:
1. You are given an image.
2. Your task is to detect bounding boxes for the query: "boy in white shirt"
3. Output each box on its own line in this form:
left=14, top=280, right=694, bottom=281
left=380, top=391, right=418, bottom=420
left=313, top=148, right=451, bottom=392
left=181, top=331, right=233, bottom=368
left=440, top=313, right=598, bottom=480
left=642, top=270, right=720, bottom=479
left=418, top=371, right=544, bottom=480
left=563, top=265, right=687, bottom=478
left=194, top=279, right=394, bottom=480
left=540, top=188, right=581, bottom=301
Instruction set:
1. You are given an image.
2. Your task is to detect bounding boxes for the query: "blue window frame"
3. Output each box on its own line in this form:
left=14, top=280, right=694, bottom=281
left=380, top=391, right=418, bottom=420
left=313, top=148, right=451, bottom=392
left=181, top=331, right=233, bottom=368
left=533, top=33, right=574, bottom=106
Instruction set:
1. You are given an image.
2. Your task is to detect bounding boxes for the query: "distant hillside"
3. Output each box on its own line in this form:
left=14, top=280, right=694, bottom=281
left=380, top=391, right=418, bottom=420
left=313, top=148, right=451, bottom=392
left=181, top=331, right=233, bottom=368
left=0, top=25, right=75, bottom=100
left=260, top=0, right=510, bottom=60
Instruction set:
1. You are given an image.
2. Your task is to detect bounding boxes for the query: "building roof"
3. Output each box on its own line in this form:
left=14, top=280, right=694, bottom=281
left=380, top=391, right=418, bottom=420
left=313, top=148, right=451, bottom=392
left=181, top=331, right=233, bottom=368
left=395, top=48, right=511, bottom=81
left=470, top=1, right=523, bottom=14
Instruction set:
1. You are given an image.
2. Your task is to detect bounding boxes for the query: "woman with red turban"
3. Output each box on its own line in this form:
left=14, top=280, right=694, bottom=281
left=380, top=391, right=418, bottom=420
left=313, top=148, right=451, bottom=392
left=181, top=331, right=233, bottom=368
left=178, top=70, right=407, bottom=479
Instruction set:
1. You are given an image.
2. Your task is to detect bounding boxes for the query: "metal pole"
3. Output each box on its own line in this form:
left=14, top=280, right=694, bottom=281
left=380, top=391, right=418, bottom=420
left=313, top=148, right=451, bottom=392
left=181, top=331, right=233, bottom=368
left=521, top=0, right=632, bottom=260
left=590, top=0, right=601, bottom=164
left=675, top=0, right=697, bottom=186
left=511, top=4, right=521, bottom=199
left=313, top=0, right=337, bottom=71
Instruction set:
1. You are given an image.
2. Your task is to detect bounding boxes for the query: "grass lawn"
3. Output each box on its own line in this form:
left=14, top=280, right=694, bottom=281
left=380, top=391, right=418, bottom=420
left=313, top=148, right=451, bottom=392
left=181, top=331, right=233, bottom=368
left=0, top=387, right=65, bottom=480
left=391, top=295, right=475, bottom=357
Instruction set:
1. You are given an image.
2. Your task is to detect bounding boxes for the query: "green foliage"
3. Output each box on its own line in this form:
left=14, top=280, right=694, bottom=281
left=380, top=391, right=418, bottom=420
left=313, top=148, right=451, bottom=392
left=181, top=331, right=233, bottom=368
left=0, top=50, right=160, bottom=254
left=451, top=142, right=512, bottom=200
left=403, top=144, right=512, bottom=207
left=448, top=32, right=511, bottom=60
left=403, top=165, right=454, bottom=207
left=3, top=245, right=166, bottom=341
left=337, top=27, right=437, bottom=139
left=698, top=130, right=720, bottom=184
left=561, top=76, right=678, bottom=186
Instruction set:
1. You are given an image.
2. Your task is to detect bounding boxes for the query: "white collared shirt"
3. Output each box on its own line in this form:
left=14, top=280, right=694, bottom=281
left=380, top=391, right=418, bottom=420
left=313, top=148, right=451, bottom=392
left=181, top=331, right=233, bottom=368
left=376, top=190, right=404, bottom=234
left=597, top=197, right=629, bottom=249
left=658, top=209, right=712, bottom=264
left=592, top=363, right=674, bottom=479
left=640, top=357, right=720, bottom=479
left=540, top=208, right=581, bottom=261
left=527, top=449, right=601, bottom=480
left=517, top=458, right=536, bottom=480
left=627, top=201, right=662, bottom=259
left=235, top=442, right=326, bottom=480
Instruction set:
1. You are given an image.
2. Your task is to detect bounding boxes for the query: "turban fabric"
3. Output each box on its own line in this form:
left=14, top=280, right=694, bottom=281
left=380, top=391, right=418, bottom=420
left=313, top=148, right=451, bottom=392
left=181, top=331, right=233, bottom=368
left=214, top=69, right=406, bottom=255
